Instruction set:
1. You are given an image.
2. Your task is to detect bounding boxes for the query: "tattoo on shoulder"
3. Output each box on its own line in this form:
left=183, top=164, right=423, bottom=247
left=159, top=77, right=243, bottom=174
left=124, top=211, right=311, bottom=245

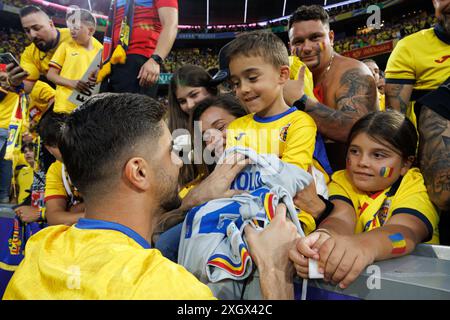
left=335, top=68, right=377, bottom=113
left=418, top=106, right=450, bottom=211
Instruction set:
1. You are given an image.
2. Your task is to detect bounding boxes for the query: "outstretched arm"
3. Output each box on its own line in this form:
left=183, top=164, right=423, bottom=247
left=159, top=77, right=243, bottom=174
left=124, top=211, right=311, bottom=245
left=303, top=67, right=377, bottom=142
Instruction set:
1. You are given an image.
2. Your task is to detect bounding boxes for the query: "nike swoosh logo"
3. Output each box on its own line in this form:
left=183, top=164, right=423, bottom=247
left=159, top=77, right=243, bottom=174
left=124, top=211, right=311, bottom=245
left=435, top=55, right=450, bottom=63
left=235, top=133, right=246, bottom=141
left=71, top=53, right=79, bottom=56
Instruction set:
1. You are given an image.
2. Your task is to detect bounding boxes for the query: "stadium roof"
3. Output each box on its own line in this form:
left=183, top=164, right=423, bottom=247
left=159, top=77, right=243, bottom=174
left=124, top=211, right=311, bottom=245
left=35, top=0, right=362, bottom=26
left=179, top=0, right=361, bottom=25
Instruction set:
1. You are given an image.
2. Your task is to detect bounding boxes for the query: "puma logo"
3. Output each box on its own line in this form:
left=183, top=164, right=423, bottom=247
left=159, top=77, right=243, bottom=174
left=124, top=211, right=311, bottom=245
left=435, top=55, right=450, bottom=63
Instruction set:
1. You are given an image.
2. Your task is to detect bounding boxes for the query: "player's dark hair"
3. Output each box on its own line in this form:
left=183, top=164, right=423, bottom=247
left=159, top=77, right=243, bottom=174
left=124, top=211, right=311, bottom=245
left=225, top=30, right=289, bottom=69
left=288, top=5, right=330, bottom=30
left=348, top=111, right=418, bottom=160
left=38, top=111, right=67, bottom=147
left=168, top=64, right=218, bottom=133
left=21, top=142, right=35, bottom=153
left=59, top=93, right=166, bottom=196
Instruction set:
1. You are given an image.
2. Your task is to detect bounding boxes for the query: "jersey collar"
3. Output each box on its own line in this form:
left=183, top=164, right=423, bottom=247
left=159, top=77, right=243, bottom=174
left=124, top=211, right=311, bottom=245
left=75, top=218, right=151, bottom=249
left=253, top=107, right=297, bottom=123
left=434, top=24, right=450, bottom=45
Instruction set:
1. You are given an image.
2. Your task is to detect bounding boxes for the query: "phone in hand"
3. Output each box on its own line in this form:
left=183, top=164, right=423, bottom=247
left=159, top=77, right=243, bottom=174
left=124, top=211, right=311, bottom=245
left=0, top=52, right=20, bottom=68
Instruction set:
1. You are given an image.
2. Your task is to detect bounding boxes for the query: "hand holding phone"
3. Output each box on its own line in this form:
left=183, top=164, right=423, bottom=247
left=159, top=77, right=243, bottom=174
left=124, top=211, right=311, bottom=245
left=0, top=52, right=29, bottom=87
left=0, top=52, right=20, bottom=68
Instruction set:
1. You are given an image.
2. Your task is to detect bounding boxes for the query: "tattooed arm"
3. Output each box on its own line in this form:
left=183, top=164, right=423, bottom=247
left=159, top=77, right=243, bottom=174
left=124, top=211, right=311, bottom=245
left=304, top=67, right=377, bottom=143
left=385, top=83, right=413, bottom=113
left=419, top=106, right=450, bottom=211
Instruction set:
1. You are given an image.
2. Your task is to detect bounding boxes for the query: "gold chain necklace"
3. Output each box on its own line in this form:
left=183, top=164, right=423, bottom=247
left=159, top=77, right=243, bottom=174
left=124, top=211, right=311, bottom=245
left=317, top=52, right=335, bottom=84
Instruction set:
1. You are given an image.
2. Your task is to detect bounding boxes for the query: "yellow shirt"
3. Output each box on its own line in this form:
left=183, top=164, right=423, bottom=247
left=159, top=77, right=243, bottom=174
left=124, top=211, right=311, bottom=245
left=385, top=27, right=450, bottom=126
left=49, top=38, right=103, bottom=113
left=0, top=89, right=18, bottom=129
left=16, top=166, right=33, bottom=204
left=226, top=108, right=332, bottom=235
left=226, top=108, right=331, bottom=179
left=378, top=92, right=385, bottom=111
left=20, top=28, right=72, bottom=82
left=3, top=218, right=215, bottom=300
left=328, top=168, right=439, bottom=244
left=44, top=160, right=67, bottom=202
left=28, top=81, right=55, bottom=122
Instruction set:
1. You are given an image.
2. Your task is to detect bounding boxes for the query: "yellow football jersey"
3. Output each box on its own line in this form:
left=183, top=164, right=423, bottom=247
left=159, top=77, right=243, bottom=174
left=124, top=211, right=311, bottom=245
left=16, top=166, right=33, bottom=204
left=3, top=218, right=216, bottom=300
left=28, top=81, right=55, bottom=122
left=20, top=28, right=72, bottom=82
left=378, top=92, right=385, bottom=111
left=49, top=38, right=103, bottom=113
left=44, top=160, right=67, bottom=202
left=226, top=108, right=331, bottom=177
left=385, top=27, right=450, bottom=126
left=0, top=89, right=18, bottom=129
left=328, top=168, right=439, bottom=244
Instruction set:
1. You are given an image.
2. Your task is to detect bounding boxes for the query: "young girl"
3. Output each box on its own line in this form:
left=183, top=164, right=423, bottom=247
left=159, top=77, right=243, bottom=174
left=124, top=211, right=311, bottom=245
left=155, top=94, right=247, bottom=262
left=168, top=64, right=219, bottom=189
left=290, top=111, right=439, bottom=289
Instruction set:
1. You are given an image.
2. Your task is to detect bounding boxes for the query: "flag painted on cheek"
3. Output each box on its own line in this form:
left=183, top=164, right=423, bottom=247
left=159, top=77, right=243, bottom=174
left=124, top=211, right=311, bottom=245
left=389, top=233, right=406, bottom=254
left=380, top=167, right=393, bottom=178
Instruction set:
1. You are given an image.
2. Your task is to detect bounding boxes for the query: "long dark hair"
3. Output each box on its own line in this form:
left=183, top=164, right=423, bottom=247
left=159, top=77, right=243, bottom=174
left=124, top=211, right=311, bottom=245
left=347, top=110, right=418, bottom=160
left=168, top=64, right=218, bottom=133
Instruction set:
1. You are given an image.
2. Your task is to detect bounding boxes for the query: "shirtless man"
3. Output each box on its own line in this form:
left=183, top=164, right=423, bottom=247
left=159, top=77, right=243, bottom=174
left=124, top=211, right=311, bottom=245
left=284, top=5, right=378, bottom=170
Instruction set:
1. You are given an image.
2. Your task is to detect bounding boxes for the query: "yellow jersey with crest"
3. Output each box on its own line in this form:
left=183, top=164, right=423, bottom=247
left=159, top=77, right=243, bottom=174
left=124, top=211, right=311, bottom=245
left=385, top=26, right=450, bottom=126
left=328, top=168, right=439, bottom=244
left=20, top=28, right=72, bottom=82
left=226, top=107, right=331, bottom=179
left=3, top=218, right=216, bottom=300
left=49, top=38, right=103, bottom=113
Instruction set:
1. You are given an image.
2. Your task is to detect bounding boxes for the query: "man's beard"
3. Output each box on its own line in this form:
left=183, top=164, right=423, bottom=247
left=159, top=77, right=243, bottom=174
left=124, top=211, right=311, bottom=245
left=160, top=192, right=182, bottom=212
left=34, top=39, right=55, bottom=52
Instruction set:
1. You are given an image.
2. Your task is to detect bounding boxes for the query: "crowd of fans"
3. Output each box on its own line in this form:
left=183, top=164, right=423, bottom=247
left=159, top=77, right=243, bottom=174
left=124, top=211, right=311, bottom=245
left=334, top=10, right=436, bottom=53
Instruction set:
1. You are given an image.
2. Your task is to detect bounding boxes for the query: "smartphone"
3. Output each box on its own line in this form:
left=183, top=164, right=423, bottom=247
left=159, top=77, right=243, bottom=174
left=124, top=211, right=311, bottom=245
left=0, top=52, right=20, bottom=68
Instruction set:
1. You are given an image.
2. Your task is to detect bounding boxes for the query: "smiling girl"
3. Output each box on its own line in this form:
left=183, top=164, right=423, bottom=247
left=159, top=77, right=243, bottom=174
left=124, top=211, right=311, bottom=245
left=290, top=111, right=440, bottom=289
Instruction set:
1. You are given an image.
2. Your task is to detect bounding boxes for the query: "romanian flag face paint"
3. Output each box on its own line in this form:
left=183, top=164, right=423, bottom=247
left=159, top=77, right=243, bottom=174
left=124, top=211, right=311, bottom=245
left=319, top=42, right=325, bottom=52
left=389, top=233, right=406, bottom=254
left=380, top=167, right=393, bottom=178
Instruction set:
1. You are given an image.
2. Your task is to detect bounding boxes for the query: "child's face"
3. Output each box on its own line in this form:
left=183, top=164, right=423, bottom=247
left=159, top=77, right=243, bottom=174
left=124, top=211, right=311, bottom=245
left=200, top=106, right=237, bottom=157
left=23, top=147, right=35, bottom=166
left=229, top=55, right=285, bottom=115
left=346, top=132, right=411, bottom=192
left=176, top=85, right=211, bottom=114
left=69, top=22, right=92, bottom=45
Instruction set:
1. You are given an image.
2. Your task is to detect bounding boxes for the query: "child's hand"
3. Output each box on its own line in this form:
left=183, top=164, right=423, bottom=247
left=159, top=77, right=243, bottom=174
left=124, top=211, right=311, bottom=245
left=316, top=234, right=375, bottom=289
left=283, top=66, right=306, bottom=106
left=15, top=206, right=40, bottom=223
left=293, top=166, right=325, bottom=218
left=289, top=230, right=330, bottom=279
left=88, top=69, right=98, bottom=83
left=70, top=80, right=91, bottom=95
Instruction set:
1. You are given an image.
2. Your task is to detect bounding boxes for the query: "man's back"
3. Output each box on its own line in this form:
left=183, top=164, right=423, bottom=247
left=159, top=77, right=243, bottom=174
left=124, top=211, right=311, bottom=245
left=3, top=218, right=215, bottom=300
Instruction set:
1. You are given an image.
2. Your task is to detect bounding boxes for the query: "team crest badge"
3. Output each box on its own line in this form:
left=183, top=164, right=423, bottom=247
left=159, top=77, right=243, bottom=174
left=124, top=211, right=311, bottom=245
left=279, top=123, right=291, bottom=142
